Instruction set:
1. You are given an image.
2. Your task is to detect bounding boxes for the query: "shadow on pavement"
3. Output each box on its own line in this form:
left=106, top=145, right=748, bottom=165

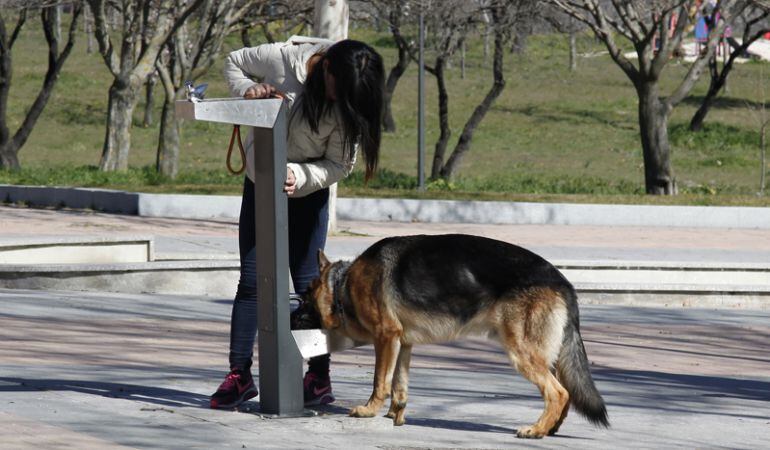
left=595, top=367, right=770, bottom=419
left=0, top=377, right=209, bottom=409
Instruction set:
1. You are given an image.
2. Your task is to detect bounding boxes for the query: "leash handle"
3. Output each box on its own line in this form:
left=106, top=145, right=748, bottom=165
left=226, top=125, right=246, bottom=175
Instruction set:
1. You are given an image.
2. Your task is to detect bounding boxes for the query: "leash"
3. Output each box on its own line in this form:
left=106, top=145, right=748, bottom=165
left=226, top=125, right=246, bottom=175
left=224, top=92, right=286, bottom=176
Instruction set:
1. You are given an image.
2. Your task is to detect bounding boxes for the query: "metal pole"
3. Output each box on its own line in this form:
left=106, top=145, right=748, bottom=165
left=253, top=102, right=304, bottom=416
left=417, top=4, right=426, bottom=191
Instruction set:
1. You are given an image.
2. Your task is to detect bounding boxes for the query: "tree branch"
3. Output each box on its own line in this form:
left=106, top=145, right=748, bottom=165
left=87, top=0, right=121, bottom=76
left=11, top=3, right=83, bottom=153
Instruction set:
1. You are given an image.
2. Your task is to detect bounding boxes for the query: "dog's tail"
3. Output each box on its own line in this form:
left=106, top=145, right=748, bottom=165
left=556, top=297, right=610, bottom=428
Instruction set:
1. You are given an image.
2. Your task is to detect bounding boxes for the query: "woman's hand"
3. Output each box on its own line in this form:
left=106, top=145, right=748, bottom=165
left=284, top=167, right=297, bottom=195
left=244, top=83, right=276, bottom=99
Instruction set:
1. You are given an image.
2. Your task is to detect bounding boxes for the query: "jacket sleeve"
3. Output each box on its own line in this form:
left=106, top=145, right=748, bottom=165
left=286, top=127, right=357, bottom=198
left=223, top=43, right=284, bottom=97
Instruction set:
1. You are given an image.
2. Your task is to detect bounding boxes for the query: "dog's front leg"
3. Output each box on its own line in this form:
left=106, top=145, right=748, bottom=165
left=386, top=343, right=412, bottom=426
left=350, top=336, right=401, bottom=419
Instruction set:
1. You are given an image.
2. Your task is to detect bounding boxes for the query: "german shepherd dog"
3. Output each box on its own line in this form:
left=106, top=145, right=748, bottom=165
left=307, top=234, right=609, bottom=439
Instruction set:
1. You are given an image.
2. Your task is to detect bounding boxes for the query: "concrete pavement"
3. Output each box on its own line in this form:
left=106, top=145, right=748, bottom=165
left=0, top=288, right=768, bottom=449
left=1, top=204, right=769, bottom=448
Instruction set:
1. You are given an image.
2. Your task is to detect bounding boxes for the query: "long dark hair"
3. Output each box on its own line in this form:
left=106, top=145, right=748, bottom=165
left=301, top=39, right=384, bottom=181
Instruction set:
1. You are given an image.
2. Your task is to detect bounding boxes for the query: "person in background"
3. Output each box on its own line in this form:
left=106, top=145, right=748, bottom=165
left=209, top=37, right=384, bottom=410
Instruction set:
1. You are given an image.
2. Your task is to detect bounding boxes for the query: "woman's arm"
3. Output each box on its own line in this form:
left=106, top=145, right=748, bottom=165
left=223, top=43, right=284, bottom=97
left=286, top=128, right=357, bottom=197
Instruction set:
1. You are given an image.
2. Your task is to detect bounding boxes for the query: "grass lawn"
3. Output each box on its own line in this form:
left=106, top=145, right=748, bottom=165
left=2, top=20, right=770, bottom=206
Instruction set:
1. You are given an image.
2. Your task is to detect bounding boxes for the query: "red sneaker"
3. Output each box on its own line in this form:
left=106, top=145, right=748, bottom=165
left=210, top=368, right=258, bottom=409
left=303, top=372, right=335, bottom=406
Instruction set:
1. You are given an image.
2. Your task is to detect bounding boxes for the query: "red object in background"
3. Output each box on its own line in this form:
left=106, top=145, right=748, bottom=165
left=764, top=32, right=770, bottom=40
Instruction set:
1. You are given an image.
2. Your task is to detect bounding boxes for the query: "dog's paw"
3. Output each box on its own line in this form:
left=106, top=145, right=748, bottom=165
left=386, top=407, right=406, bottom=425
left=516, top=426, right=545, bottom=439
left=349, top=405, right=376, bottom=418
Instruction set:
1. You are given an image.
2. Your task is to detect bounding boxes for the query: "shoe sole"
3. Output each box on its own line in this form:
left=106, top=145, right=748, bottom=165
left=210, top=386, right=258, bottom=409
left=304, top=393, right=335, bottom=407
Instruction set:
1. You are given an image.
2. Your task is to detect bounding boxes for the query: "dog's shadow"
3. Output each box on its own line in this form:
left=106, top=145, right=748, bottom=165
left=404, top=416, right=514, bottom=434
left=300, top=404, right=590, bottom=440
left=302, top=403, right=514, bottom=436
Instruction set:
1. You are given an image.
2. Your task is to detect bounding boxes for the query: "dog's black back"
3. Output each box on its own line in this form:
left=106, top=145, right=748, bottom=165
left=358, top=234, right=575, bottom=322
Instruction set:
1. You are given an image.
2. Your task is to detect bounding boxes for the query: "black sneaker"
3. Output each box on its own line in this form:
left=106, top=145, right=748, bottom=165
left=303, top=372, right=335, bottom=406
left=290, top=298, right=321, bottom=330
left=210, top=367, right=258, bottom=409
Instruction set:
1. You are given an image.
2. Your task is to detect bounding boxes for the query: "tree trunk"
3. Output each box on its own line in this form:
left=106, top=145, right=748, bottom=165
left=314, top=0, right=348, bottom=234
left=690, top=54, right=724, bottom=132
left=313, top=0, right=348, bottom=41
left=241, top=27, right=253, bottom=47
left=759, top=121, right=769, bottom=195
left=0, top=5, right=80, bottom=171
left=156, top=58, right=181, bottom=178
left=382, top=43, right=409, bottom=132
left=689, top=85, right=720, bottom=132
left=441, top=23, right=506, bottom=181
left=430, top=59, right=450, bottom=179
left=0, top=148, right=19, bottom=169
left=0, top=30, right=13, bottom=170
left=85, top=4, right=94, bottom=54
left=100, top=80, right=139, bottom=171
left=569, top=31, right=577, bottom=72
left=689, top=35, right=758, bottom=132
left=53, top=4, right=61, bottom=43
left=637, top=82, right=676, bottom=195
left=143, top=73, right=156, bottom=127
left=156, top=91, right=180, bottom=178
left=381, top=89, right=396, bottom=133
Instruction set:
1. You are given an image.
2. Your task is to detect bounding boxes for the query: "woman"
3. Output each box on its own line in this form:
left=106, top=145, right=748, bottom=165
left=210, top=37, right=384, bottom=409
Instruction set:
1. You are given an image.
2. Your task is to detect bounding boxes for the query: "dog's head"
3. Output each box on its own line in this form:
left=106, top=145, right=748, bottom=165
left=306, top=250, right=344, bottom=330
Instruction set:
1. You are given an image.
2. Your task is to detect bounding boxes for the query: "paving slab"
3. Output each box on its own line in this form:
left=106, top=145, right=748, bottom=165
left=0, top=288, right=768, bottom=449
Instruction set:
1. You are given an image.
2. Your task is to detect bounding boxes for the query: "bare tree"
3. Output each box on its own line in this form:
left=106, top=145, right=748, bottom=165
left=0, top=1, right=83, bottom=170
left=544, top=7, right=584, bottom=71
left=690, top=3, right=770, bottom=131
left=369, top=0, right=415, bottom=132
left=416, top=0, right=480, bottom=179
left=551, top=0, right=745, bottom=195
left=745, top=65, right=769, bottom=195
left=154, top=0, right=250, bottom=178
left=87, top=0, right=204, bottom=172
left=238, top=0, right=313, bottom=46
left=414, top=0, right=537, bottom=181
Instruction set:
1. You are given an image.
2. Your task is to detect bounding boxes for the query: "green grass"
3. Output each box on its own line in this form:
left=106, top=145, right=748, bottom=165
left=2, top=19, right=770, bottom=206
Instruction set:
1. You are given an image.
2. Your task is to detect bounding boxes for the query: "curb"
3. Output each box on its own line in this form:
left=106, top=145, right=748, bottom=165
left=2, top=184, right=769, bottom=228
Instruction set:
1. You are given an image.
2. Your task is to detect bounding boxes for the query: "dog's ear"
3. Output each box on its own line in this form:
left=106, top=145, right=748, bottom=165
left=317, top=249, right=331, bottom=270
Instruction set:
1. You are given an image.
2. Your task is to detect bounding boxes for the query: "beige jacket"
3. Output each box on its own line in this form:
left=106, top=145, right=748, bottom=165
left=223, top=36, right=356, bottom=198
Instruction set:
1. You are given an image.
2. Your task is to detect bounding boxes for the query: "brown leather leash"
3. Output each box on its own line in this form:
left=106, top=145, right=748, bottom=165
left=225, top=92, right=286, bottom=176
left=226, top=125, right=246, bottom=175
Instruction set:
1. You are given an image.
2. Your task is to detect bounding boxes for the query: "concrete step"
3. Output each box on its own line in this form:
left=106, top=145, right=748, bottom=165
left=0, top=260, right=239, bottom=298
left=558, top=259, right=770, bottom=287
left=0, top=236, right=154, bottom=265
left=0, top=257, right=768, bottom=308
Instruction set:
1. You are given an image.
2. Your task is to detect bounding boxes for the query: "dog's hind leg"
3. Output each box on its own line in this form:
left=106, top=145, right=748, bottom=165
left=548, top=389, right=570, bottom=436
left=498, top=292, right=571, bottom=438
left=505, top=348, right=570, bottom=439
left=350, top=336, right=401, bottom=418
left=386, top=343, right=413, bottom=426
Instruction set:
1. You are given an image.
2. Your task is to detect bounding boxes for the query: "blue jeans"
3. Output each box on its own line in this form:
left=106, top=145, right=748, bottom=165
left=229, top=177, right=330, bottom=372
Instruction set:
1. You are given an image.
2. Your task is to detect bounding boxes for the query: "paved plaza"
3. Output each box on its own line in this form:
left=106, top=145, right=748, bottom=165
left=0, top=205, right=769, bottom=449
